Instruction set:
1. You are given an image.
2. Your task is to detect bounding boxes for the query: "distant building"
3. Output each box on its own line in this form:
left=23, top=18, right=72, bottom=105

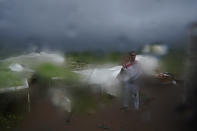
left=142, top=43, right=168, bottom=56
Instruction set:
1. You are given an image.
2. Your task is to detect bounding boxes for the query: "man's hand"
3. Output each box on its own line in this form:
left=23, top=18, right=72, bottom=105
left=120, top=67, right=124, bottom=73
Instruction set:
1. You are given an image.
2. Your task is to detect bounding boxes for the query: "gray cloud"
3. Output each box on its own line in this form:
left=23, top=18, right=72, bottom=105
left=0, top=0, right=197, bottom=51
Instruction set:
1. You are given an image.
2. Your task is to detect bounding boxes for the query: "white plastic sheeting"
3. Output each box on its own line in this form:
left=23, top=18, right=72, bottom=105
left=136, top=55, right=159, bottom=75
left=77, top=66, right=121, bottom=86
left=76, top=66, right=122, bottom=96
left=76, top=55, right=159, bottom=96
left=5, top=52, right=65, bottom=67
left=9, top=63, right=24, bottom=72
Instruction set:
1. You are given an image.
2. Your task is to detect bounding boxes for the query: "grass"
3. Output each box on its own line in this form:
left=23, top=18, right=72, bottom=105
left=66, top=52, right=124, bottom=69
left=0, top=62, right=25, bottom=89
left=0, top=90, right=28, bottom=130
left=160, top=49, right=187, bottom=76
left=36, top=63, right=81, bottom=85
left=0, top=114, right=24, bottom=130
left=0, top=70, right=24, bottom=89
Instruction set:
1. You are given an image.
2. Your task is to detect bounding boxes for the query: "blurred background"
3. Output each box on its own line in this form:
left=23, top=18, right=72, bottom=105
left=0, top=0, right=197, bottom=131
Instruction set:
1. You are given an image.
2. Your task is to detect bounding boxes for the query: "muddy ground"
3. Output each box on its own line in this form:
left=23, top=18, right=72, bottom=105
left=16, top=81, right=190, bottom=131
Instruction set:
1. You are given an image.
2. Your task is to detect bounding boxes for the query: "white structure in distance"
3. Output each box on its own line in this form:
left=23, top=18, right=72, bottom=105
left=142, top=44, right=168, bottom=55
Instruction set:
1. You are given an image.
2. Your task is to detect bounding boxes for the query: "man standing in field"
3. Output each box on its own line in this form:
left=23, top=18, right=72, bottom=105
left=118, top=51, right=142, bottom=110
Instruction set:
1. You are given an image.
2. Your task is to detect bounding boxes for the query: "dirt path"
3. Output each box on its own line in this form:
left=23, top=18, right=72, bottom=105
left=18, top=83, right=185, bottom=131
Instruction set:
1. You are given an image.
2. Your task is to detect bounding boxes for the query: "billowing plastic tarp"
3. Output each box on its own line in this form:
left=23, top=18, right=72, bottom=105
left=76, top=55, right=159, bottom=96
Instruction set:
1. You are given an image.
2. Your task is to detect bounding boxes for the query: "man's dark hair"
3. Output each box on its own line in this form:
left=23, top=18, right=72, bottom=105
left=128, top=51, right=136, bottom=56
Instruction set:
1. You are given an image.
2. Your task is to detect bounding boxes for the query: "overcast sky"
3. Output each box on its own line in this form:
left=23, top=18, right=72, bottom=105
left=0, top=0, right=197, bottom=51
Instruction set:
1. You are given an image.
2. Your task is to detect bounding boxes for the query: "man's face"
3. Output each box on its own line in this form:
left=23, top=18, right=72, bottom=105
left=130, top=53, right=136, bottom=62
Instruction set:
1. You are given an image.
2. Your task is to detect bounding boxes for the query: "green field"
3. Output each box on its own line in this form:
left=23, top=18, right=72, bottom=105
left=0, top=63, right=25, bottom=89
left=160, top=49, right=187, bottom=77
left=35, top=63, right=81, bottom=85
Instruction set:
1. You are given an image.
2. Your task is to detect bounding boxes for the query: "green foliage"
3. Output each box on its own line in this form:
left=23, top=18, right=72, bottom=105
left=66, top=52, right=124, bottom=64
left=66, top=52, right=124, bottom=70
left=0, top=62, right=10, bottom=70
left=0, top=90, right=28, bottom=130
left=0, top=70, right=24, bottom=88
left=160, top=49, right=187, bottom=76
left=0, top=114, right=24, bottom=130
left=36, top=63, right=80, bottom=85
